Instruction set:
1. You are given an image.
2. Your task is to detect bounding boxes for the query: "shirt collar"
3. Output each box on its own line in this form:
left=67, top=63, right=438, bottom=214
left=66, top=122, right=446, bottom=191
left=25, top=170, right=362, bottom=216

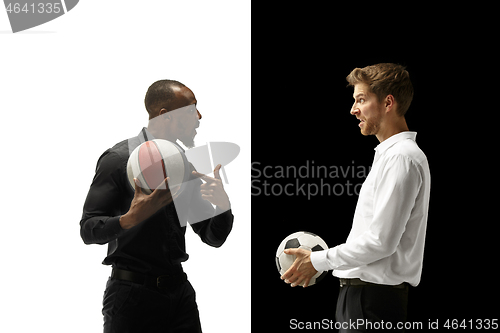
left=374, top=131, right=417, bottom=156
left=139, top=127, right=155, bottom=142
left=137, top=127, right=186, bottom=153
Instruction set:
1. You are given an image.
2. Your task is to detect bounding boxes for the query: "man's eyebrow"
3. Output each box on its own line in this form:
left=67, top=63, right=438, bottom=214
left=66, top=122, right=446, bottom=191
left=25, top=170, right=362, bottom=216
left=353, top=93, right=366, bottom=99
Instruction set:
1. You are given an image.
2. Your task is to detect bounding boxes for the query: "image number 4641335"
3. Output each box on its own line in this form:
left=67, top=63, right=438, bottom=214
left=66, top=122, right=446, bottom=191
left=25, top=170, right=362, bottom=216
left=3, top=0, right=79, bottom=33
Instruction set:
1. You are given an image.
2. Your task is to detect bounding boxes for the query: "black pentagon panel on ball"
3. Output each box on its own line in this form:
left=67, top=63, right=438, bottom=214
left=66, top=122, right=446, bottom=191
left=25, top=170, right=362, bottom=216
left=275, top=256, right=281, bottom=271
left=311, top=244, right=324, bottom=252
left=285, top=238, right=300, bottom=249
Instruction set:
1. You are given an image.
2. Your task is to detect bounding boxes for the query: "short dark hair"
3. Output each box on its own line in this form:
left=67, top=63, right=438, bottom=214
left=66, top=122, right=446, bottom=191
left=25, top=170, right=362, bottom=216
left=346, top=63, right=414, bottom=116
left=144, top=79, right=186, bottom=115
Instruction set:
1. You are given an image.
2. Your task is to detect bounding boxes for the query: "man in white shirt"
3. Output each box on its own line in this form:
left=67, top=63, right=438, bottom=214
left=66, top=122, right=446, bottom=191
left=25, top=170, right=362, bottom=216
left=281, top=63, right=430, bottom=331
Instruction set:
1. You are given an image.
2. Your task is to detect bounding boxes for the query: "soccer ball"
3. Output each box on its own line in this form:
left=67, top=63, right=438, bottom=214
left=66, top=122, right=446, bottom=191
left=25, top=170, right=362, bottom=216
left=127, top=139, right=190, bottom=195
left=276, top=231, right=329, bottom=286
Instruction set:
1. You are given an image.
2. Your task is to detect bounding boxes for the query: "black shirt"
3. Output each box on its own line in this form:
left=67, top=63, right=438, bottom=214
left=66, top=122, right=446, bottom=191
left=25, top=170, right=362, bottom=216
left=80, top=128, right=234, bottom=276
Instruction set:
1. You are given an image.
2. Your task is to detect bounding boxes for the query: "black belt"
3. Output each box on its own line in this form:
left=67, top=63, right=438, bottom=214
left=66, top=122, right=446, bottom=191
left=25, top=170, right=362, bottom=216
left=339, top=278, right=408, bottom=289
left=111, top=267, right=187, bottom=291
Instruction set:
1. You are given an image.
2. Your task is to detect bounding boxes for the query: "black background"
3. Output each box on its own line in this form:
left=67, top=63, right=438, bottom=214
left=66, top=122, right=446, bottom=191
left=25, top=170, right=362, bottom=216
left=251, top=5, right=496, bottom=332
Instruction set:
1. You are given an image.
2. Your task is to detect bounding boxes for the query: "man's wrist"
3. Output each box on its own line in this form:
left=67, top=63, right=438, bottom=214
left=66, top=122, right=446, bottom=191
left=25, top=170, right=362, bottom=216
left=119, top=213, right=135, bottom=230
left=216, top=198, right=231, bottom=212
left=310, top=249, right=331, bottom=272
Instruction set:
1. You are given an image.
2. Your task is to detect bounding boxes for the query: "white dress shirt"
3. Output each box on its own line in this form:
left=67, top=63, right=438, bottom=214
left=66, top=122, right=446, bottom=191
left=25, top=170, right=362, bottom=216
left=311, top=131, right=430, bottom=287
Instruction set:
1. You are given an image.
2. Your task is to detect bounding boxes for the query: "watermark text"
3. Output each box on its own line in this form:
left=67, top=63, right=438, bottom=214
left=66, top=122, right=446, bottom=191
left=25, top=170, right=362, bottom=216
left=251, top=160, right=370, bottom=200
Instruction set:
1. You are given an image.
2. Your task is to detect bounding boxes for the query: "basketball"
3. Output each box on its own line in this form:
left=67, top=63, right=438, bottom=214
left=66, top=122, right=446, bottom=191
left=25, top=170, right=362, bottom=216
left=276, top=231, right=329, bottom=286
left=127, top=139, right=191, bottom=195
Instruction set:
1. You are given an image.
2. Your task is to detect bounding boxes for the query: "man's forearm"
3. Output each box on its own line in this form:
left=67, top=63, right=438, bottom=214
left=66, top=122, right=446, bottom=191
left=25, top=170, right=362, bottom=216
left=80, top=215, right=125, bottom=245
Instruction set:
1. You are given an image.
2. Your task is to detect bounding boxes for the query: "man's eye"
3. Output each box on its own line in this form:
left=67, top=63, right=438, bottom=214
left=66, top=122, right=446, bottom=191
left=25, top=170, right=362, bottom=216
left=359, top=99, right=365, bottom=104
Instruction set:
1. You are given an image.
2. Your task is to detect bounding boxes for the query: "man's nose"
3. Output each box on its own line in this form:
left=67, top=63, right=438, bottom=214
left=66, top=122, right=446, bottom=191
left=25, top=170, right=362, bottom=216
left=197, top=109, right=202, bottom=120
left=350, top=106, right=359, bottom=116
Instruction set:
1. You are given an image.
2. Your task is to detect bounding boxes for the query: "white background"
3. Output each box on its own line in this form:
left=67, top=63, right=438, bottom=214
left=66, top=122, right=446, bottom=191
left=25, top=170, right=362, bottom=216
left=0, top=1, right=251, bottom=332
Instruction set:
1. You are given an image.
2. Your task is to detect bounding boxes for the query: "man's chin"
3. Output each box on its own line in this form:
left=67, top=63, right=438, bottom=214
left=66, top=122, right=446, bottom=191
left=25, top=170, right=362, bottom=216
left=180, top=136, right=195, bottom=149
left=361, top=129, right=373, bottom=137
left=360, top=122, right=379, bottom=137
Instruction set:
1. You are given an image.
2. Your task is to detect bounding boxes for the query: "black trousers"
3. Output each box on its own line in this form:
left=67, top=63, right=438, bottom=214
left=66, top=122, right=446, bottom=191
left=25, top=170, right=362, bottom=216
left=102, top=277, right=202, bottom=333
left=336, top=284, right=409, bottom=332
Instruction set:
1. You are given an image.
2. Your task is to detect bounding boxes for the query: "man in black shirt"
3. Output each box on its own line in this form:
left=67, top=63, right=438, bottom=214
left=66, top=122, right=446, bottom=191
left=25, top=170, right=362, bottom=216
left=80, top=80, right=234, bottom=333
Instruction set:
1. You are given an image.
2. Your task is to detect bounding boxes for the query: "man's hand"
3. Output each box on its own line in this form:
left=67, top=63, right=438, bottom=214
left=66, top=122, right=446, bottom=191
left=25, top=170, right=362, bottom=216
left=192, top=164, right=231, bottom=211
left=280, top=248, right=318, bottom=288
left=119, top=177, right=178, bottom=230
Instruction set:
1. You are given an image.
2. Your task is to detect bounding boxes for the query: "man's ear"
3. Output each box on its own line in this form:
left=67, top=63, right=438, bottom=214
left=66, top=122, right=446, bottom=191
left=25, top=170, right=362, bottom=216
left=159, top=108, right=171, bottom=120
left=385, top=95, right=395, bottom=113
